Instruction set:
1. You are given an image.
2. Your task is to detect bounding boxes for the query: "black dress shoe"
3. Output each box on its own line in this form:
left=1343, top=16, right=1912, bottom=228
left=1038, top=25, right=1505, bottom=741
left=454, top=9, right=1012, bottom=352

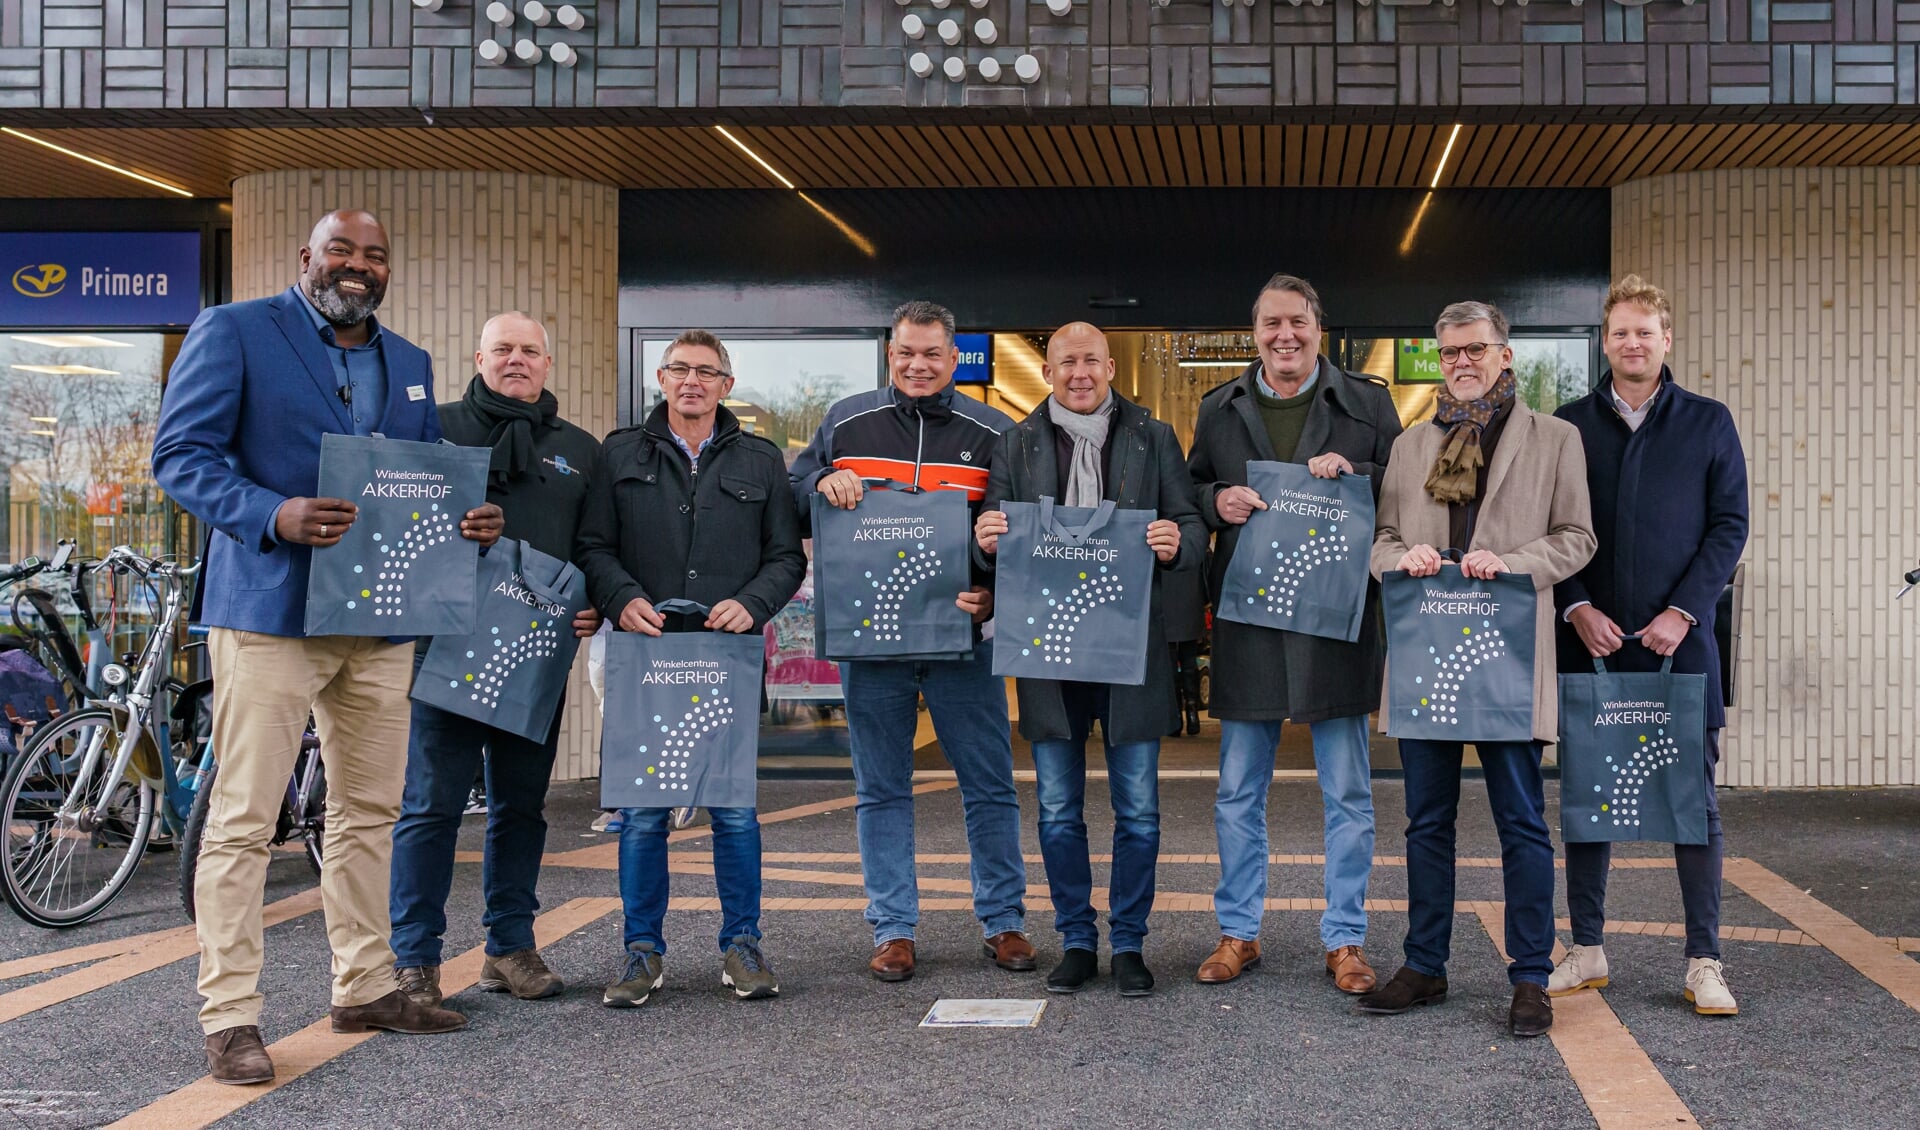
left=1046, top=949, right=1098, bottom=993
left=1184, top=708, right=1200, bottom=736
left=1510, top=983, right=1553, bottom=1038
left=1112, top=951, right=1155, bottom=997
left=1354, top=966, right=1449, bottom=1014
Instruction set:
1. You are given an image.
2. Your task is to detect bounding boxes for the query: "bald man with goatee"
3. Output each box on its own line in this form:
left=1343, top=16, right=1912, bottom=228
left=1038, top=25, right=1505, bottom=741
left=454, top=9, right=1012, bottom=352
left=974, top=323, right=1205, bottom=996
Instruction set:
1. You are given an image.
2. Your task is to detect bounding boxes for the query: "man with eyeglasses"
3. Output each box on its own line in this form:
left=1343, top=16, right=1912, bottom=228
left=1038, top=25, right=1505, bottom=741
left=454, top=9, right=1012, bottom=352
left=1186, top=273, right=1401, bottom=993
left=576, top=329, right=806, bottom=1007
left=1548, top=275, right=1749, bottom=1016
left=790, top=300, right=1030, bottom=983
left=1364, top=300, right=1595, bottom=1037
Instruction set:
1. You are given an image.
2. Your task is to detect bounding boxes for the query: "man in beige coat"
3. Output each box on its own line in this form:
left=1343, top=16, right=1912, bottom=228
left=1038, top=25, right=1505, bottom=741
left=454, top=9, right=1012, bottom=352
left=1357, top=300, right=1595, bottom=1039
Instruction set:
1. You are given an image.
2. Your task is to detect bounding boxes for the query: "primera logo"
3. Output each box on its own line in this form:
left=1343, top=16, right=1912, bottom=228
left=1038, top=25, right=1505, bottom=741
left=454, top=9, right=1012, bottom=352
left=12, top=263, right=66, bottom=298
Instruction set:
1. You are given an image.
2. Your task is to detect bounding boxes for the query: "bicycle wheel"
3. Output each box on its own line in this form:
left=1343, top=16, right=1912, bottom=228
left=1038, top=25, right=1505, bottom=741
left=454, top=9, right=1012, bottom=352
left=177, top=758, right=217, bottom=922
left=301, top=757, right=325, bottom=875
left=0, top=708, right=155, bottom=928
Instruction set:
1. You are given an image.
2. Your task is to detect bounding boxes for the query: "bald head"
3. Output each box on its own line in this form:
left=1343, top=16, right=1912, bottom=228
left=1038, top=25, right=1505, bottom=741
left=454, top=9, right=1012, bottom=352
left=298, top=209, right=390, bottom=335
left=1044, top=322, right=1116, bottom=415
left=476, top=310, right=553, bottom=403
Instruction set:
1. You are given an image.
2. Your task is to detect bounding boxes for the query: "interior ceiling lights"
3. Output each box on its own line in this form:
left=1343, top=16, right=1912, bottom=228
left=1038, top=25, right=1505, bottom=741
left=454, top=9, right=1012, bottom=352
left=0, top=127, right=192, bottom=196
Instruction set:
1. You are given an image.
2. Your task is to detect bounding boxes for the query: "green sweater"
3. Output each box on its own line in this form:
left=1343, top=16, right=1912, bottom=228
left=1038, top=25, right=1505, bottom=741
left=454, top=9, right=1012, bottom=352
left=1253, top=376, right=1316, bottom=462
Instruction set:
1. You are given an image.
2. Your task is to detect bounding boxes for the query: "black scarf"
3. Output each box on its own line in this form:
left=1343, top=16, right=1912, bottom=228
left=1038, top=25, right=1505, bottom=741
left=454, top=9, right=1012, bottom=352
left=461, top=373, right=558, bottom=486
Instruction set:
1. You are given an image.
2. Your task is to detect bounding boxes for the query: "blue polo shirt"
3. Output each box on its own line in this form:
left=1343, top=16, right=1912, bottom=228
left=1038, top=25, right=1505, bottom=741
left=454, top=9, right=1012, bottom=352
left=298, top=286, right=388, bottom=436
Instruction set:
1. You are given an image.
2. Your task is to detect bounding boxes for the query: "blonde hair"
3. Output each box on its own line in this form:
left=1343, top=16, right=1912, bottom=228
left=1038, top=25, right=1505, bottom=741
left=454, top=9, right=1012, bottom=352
left=1604, top=274, right=1671, bottom=334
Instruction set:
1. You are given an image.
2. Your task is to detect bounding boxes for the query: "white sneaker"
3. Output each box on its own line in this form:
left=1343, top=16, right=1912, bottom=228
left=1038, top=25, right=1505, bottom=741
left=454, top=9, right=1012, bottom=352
left=1685, top=957, right=1739, bottom=1015
left=1548, top=943, right=1610, bottom=997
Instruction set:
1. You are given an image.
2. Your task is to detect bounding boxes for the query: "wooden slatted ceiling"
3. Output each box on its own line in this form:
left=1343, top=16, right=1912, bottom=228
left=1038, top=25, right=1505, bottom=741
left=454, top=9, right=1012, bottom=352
left=7, top=123, right=1920, bottom=199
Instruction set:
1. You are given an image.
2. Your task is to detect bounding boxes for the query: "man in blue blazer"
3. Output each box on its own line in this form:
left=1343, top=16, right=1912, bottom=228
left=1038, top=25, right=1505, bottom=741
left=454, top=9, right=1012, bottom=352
left=1547, top=275, right=1749, bottom=1016
left=153, top=210, right=500, bottom=1085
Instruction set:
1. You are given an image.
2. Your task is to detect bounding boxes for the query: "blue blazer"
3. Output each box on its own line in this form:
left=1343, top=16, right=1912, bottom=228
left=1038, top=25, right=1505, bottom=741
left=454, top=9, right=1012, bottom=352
left=1552, top=368, right=1748, bottom=727
left=152, top=287, right=442, bottom=637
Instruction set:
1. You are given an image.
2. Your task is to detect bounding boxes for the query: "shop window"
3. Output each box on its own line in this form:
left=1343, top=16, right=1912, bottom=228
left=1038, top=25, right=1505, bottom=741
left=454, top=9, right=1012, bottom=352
left=1, top=331, right=184, bottom=669
left=1348, top=334, right=1594, bottom=428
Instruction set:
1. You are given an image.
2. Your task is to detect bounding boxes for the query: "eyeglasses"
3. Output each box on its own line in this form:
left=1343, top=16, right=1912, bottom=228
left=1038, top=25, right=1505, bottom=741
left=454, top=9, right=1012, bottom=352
left=1437, top=341, right=1506, bottom=365
left=661, top=362, right=731, bottom=383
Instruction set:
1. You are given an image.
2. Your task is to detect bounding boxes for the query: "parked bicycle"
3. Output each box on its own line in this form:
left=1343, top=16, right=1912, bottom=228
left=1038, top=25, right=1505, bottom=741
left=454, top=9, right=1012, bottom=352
left=0, top=546, right=324, bottom=928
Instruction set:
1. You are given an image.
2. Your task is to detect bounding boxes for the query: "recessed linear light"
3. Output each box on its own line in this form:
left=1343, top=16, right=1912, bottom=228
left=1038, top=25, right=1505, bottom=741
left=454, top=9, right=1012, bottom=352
left=713, top=124, right=795, bottom=190
left=1429, top=123, right=1464, bottom=190
left=1177, top=360, right=1256, bottom=369
left=29, top=416, right=58, bottom=423
left=0, top=127, right=193, bottom=197
left=710, top=125, right=878, bottom=259
left=28, top=429, right=55, bottom=437
left=12, top=334, right=136, bottom=349
left=11, top=363, right=122, bottom=376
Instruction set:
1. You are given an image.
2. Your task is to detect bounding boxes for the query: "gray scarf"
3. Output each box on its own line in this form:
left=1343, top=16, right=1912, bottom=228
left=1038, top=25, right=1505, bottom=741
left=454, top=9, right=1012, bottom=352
left=1047, top=392, right=1114, bottom=508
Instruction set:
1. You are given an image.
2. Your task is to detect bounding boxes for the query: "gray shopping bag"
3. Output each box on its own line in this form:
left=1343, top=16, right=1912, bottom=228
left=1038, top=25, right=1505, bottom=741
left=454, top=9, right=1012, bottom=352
left=599, top=600, right=763, bottom=810
left=411, top=539, right=589, bottom=742
left=1216, top=461, right=1375, bottom=642
left=1558, top=649, right=1709, bottom=844
left=1382, top=563, right=1536, bottom=741
left=811, top=483, right=973, bottom=660
left=991, top=497, right=1156, bottom=686
left=303, top=433, right=489, bottom=637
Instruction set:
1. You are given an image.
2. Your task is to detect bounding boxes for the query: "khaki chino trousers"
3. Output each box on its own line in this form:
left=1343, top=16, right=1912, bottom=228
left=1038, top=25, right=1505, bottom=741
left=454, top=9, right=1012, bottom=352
left=195, top=628, right=413, bottom=1033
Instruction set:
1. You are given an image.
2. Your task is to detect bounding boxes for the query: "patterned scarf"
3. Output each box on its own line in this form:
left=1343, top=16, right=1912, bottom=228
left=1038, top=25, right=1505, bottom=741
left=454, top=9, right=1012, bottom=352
left=1425, top=369, right=1517, bottom=505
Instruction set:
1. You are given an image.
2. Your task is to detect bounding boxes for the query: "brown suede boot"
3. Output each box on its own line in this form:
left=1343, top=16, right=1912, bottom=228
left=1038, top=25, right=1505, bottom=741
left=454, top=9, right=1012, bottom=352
left=329, top=989, right=468, bottom=1034
left=205, top=1024, right=274, bottom=1086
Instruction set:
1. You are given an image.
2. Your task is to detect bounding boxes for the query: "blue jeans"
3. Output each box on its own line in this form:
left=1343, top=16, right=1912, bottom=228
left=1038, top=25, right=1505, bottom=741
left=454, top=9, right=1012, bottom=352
left=1565, top=729, right=1725, bottom=959
left=389, top=698, right=559, bottom=965
left=1399, top=739, right=1555, bottom=987
left=1030, top=683, right=1160, bottom=954
left=618, top=806, right=761, bottom=954
left=1213, top=714, right=1374, bottom=948
left=841, top=639, right=1026, bottom=945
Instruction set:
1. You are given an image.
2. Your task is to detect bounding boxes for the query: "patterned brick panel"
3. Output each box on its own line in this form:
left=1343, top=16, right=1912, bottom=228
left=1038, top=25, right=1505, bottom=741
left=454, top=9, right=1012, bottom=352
left=1614, top=168, right=1920, bottom=786
left=231, top=170, right=619, bottom=780
left=0, top=0, right=1916, bottom=121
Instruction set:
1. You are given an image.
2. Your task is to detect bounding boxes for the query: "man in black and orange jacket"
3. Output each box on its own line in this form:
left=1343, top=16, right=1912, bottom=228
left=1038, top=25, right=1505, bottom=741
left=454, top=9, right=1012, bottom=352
left=789, top=300, right=1031, bottom=985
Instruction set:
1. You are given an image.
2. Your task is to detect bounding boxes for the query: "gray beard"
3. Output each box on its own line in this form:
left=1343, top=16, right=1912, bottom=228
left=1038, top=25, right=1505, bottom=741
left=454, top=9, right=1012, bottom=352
left=307, top=279, right=382, bottom=326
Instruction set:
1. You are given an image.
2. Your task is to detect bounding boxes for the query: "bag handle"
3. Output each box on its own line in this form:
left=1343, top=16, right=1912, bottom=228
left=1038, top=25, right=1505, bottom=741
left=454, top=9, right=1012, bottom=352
left=652, top=598, right=711, bottom=618
left=1037, top=496, right=1118, bottom=546
left=1588, top=634, right=1673, bottom=675
left=507, top=540, right=581, bottom=606
left=859, top=477, right=924, bottom=494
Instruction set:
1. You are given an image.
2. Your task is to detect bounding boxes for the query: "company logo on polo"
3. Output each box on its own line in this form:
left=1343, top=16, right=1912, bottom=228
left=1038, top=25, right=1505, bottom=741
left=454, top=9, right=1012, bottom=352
left=1587, top=702, right=1681, bottom=829
left=12, top=263, right=65, bottom=297
left=1409, top=619, right=1509, bottom=724
left=632, top=690, right=735, bottom=794
left=1018, top=567, right=1126, bottom=666
left=1246, top=523, right=1350, bottom=617
left=449, top=619, right=562, bottom=708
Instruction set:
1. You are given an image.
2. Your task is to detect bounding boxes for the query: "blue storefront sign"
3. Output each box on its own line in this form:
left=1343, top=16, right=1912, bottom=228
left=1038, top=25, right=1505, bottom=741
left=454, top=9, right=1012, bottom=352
left=952, top=332, right=992, bottom=383
left=0, top=231, right=201, bottom=327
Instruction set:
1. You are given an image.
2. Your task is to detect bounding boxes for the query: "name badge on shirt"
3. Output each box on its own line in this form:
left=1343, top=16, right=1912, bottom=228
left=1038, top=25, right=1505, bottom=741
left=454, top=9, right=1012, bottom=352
left=407, top=384, right=427, bottom=402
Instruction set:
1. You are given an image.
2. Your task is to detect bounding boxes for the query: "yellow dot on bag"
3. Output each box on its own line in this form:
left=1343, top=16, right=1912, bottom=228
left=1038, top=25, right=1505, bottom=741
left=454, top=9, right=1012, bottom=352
left=465, top=674, right=474, bottom=682
left=1258, top=588, right=1267, bottom=596
left=412, top=511, right=420, bottom=520
left=361, top=589, right=371, bottom=598
left=1079, top=572, right=1087, bottom=579
left=1308, top=528, right=1317, bottom=537
left=1639, top=735, right=1647, bottom=743
left=691, top=695, right=701, bottom=703
left=531, top=620, right=538, bottom=628
left=1420, top=697, right=1429, bottom=706
left=863, top=618, right=871, bottom=626
left=898, top=550, right=906, bottom=558
left=1601, top=804, right=1610, bottom=811
left=1462, top=626, right=1472, bottom=635
left=1033, top=638, right=1042, bottom=646
left=647, top=766, right=656, bottom=775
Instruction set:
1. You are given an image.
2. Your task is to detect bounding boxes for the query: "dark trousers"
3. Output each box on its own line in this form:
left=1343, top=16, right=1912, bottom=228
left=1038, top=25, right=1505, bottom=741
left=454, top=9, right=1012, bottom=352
left=1565, top=729, right=1725, bottom=959
left=389, top=698, right=561, bottom=965
left=1399, top=738, right=1555, bottom=987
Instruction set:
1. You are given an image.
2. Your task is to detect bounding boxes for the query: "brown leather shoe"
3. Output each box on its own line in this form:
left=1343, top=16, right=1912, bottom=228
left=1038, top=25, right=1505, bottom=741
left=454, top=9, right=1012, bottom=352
left=205, top=1024, right=274, bottom=1086
left=983, top=931, right=1037, bottom=972
left=1325, top=945, right=1377, bottom=994
left=329, top=989, right=468, bottom=1035
left=1196, top=936, right=1262, bottom=983
left=395, top=965, right=442, bottom=1008
left=869, top=939, right=916, bottom=982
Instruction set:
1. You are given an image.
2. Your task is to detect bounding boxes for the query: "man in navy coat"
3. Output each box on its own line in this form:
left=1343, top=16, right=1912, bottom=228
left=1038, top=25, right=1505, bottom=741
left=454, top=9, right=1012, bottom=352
left=1547, top=274, right=1749, bottom=1016
left=153, top=210, right=500, bottom=1085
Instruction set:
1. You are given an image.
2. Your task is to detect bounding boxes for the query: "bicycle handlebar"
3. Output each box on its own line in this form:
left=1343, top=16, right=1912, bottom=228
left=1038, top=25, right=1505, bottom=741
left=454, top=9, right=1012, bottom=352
left=0, top=556, right=43, bottom=585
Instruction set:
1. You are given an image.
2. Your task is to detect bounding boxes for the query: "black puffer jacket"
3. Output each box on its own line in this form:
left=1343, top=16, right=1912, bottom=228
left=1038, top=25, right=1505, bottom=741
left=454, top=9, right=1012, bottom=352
left=577, top=403, right=806, bottom=632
